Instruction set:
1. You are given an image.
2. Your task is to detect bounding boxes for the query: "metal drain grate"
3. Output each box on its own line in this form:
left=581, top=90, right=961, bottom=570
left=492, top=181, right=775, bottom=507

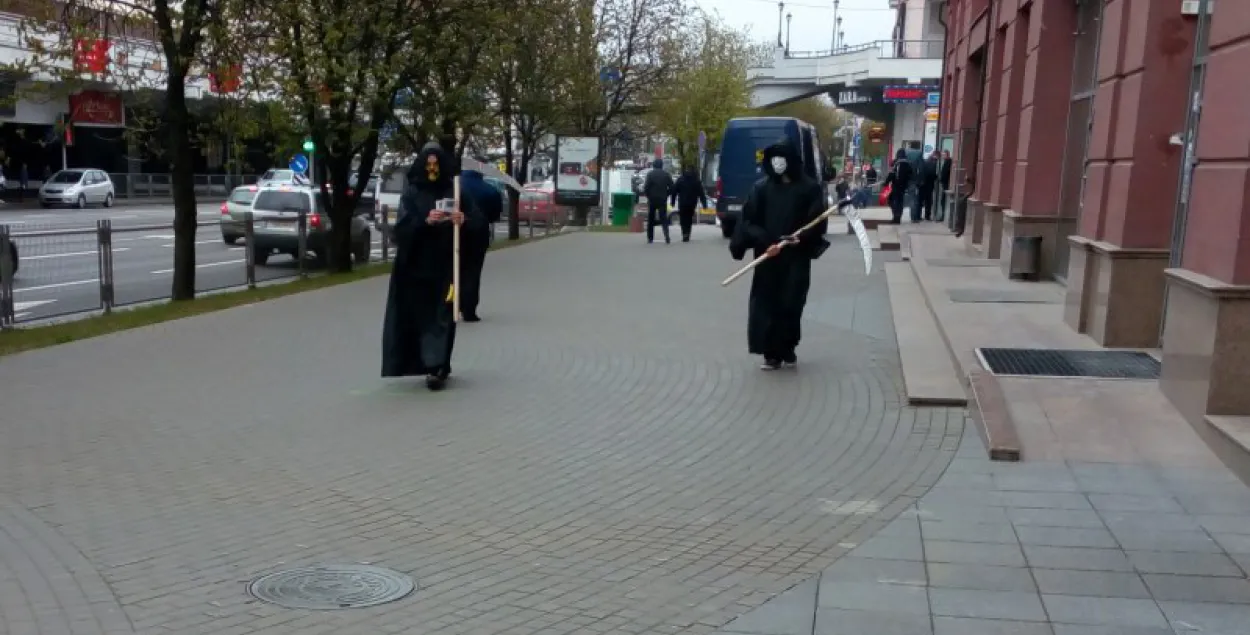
left=976, top=348, right=1161, bottom=379
left=248, top=565, right=416, bottom=610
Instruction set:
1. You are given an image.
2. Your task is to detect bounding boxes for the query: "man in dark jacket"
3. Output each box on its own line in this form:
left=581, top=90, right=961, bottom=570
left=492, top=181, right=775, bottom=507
left=729, top=140, right=828, bottom=371
left=937, top=150, right=953, bottom=222
left=905, top=142, right=924, bottom=221
left=457, top=169, right=499, bottom=322
left=882, top=149, right=913, bottom=224
left=919, top=151, right=939, bottom=221
left=642, top=159, right=674, bottom=244
left=381, top=142, right=483, bottom=391
left=669, top=166, right=708, bottom=243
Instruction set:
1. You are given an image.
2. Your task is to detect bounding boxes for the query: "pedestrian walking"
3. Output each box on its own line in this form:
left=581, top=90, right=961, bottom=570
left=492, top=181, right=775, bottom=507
left=381, top=142, right=478, bottom=391
left=456, top=168, right=498, bottom=322
left=728, top=140, right=829, bottom=371
left=18, top=163, right=27, bottom=201
left=920, top=151, right=939, bottom=221
left=906, top=141, right=924, bottom=222
left=669, top=165, right=708, bottom=243
left=642, top=159, right=674, bottom=244
left=881, top=149, right=914, bottom=225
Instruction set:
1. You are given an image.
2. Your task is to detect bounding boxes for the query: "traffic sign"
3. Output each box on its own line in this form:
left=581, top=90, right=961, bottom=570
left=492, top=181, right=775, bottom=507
left=599, top=66, right=621, bottom=84
left=289, top=154, right=309, bottom=174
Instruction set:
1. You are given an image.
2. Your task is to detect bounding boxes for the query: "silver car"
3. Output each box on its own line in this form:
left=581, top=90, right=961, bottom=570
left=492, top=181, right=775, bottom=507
left=248, top=185, right=372, bottom=266
left=256, top=169, right=310, bottom=188
left=39, top=169, right=116, bottom=208
left=219, top=185, right=259, bottom=244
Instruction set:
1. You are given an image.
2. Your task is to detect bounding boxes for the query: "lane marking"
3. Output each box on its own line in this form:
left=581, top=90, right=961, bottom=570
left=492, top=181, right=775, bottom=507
left=23, top=247, right=130, bottom=261
left=150, top=259, right=244, bottom=275
left=14, top=278, right=96, bottom=293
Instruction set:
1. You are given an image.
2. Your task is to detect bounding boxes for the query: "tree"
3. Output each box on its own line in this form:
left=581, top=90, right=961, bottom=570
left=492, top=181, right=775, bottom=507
left=648, top=10, right=753, bottom=171
left=264, top=0, right=415, bottom=273
left=488, top=0, right=577, bottom=240
left=8, top=0, right=262, bottom=300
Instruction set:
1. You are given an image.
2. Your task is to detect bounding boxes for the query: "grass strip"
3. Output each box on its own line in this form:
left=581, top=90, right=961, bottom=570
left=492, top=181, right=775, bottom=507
left=0, top=233, right=559, bottom=358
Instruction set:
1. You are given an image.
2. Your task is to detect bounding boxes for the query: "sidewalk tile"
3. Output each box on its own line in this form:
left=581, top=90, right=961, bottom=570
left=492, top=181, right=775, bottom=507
left=921, top=521, right=1018, bottom=544
left=1158, top=601, right=1250, bottom=634
left=1022, top=546, right=1134, bottom=572
left=812, top=608, right=932, bottom=635
left=1125, top=551, right=1244, bottom=577
left=1031, top=570, right=1150, bottom=599
left=999, top=493, right=1094, bottom=511
left=849, top=535, right=925, bottom=561
left=1006, top=509, right=1104, bottom=529
left=816, top=581, right=929, bottom=615
left=1211, top=532, right=1250, bottom=555
left=1105, top=528, right=1220, bottom=553
left=1088, top=495, right=1184, bottom=514
left=1195, top=514, right=1250, bottom=535
left=1101, top=512, right=1202, bottom=533
left=926, top=563, right=1037, bottom=592
left=1014, top=527, right=1119, bottom=549
left=933, top=616, right=1053, bottom=635
left=1040, top=596, right=1169, bottom=628
left=719, top=578, right=816, bottom=635
left=1051, top=626, right=1174, bottom=635
left=928, top=588, right=1047, bottom=621
left=1141, top=574, right=1250, bottom=604
left=821, top=557, right=926, bottom=585
left=924, top=540, right=1026, bottom=567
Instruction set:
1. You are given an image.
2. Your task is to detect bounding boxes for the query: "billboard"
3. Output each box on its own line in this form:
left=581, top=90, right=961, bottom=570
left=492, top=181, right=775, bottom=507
left=554, top=136, right=602, bottom=206
left=882, top=85, right=939, bottom=104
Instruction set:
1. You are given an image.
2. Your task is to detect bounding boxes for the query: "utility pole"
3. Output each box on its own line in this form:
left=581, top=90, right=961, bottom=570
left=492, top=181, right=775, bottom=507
left=785, top=13, right=793, bottom=56
left=777, top=2, right=785, bottom=48
left=831, top=0, right=839, bottom=51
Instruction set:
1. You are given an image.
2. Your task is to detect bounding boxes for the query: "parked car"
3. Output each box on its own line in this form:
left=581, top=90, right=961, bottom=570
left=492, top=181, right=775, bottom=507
left=219, top=185, right=259, bottom=244
left=349, top=174, right=380, bottom=218
left=247, top=185, right=372, bottom=266
left=517, top=183, right=559, bottom=225
left=256, top=169, right=310, bottom=188
left=373, top=169, right=406, bottom=221
left=38, top=169, right=115, bottom=208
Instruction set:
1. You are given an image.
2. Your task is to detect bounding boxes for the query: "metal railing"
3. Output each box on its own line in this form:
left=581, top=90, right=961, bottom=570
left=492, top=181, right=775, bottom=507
left=782, top=39, right=944, bottom=61
left=0, top=205, right=569, bottom=327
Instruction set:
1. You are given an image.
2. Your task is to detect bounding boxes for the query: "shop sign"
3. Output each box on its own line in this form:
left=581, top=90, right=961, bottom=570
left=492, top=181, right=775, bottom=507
left=866, top=125, right=886, bottom=143
left=926, top=91, right=941, bottom=107
left=209, top=64, right=243, bottom=94
left=924, top=108, right=940, bottom=121
left=882, top=85, right=938, bottom=103
left=837, top=89, right=873, bottom=105
left=69, top=90, right=124, bottom=127
left=73, top=38, right=111, bottom=74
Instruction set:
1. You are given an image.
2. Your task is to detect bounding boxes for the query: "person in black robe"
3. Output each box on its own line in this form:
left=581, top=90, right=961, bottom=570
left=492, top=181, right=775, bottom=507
left=381, top=142, right=479, bottom=390
left=457, top=169, right=499, bottom=321
left=729, top=140, right=829, bottom=371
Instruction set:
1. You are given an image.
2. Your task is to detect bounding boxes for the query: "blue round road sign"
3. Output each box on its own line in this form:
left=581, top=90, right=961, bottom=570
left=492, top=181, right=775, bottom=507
left=289, top=154, right=309, bottom=174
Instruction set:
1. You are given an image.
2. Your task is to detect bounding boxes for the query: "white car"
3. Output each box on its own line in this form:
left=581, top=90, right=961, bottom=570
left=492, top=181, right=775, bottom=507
left=38, top=169, right=115, bottom=208
left=256, top=169, right=311, bottom=188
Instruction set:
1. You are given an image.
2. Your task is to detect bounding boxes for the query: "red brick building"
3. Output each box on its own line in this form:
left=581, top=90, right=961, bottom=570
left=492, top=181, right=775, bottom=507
left=939, top=1, right=1249, bottom=441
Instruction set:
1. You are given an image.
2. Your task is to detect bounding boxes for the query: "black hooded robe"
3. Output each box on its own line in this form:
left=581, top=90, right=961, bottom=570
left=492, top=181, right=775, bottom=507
left=381, top=145, right=479, bottom=379
left=729, top=142, right=829, bottom=359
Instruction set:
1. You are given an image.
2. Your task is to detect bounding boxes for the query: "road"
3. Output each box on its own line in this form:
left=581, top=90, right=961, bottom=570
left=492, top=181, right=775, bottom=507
left=2, top=202, right=524, bottom=322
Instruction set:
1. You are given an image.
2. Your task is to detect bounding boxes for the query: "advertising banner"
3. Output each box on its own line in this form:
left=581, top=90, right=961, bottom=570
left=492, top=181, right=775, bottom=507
left=554, top=136, right=602, bottom=206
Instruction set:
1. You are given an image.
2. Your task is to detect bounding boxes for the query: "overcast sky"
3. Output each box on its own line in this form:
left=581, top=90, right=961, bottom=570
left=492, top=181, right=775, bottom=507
left=691, top=0, right=896, bottom=53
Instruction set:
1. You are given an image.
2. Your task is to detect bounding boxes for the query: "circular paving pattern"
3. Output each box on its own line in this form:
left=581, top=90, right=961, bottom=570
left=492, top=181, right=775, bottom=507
left=247, top=564, right=416, bottom=610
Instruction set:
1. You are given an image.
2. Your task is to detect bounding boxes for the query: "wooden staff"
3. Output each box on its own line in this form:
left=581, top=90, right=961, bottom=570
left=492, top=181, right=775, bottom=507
left=452, top=175, right=462, bottom=322
left=720, top=204, right=840, bottom=287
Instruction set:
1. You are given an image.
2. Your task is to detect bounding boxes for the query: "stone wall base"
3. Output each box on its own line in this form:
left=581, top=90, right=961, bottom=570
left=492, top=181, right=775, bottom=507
left=999, top=210, right=1060, bottom=281
left=1063, top=241, right=1170, bottom=347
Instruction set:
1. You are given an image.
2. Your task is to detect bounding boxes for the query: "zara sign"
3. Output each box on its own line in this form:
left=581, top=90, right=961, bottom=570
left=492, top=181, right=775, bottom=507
left=836, top=89, right=873, bottom=105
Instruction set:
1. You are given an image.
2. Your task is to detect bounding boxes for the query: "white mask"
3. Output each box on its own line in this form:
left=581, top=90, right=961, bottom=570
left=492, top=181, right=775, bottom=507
left=770, top=157, right=788, bottom=174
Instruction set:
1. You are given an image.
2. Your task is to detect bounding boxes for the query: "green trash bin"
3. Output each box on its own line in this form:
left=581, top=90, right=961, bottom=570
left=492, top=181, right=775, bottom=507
left=610, top=192, right=635, bottom=226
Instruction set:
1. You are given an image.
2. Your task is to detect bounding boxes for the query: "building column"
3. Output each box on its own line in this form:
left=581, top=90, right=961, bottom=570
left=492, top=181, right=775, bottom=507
left=988, top=11, right=1029, bottom=260
left=1001, top=0, right=1077, bottom=279
left=1161, top=2, right=1250, bottom=437
left=976, top=20, right=1006, bottom=259
left=1064, top=0, right=1193, bottom=347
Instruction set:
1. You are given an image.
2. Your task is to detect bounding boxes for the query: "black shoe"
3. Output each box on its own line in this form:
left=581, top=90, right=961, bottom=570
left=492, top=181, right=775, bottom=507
left=425, top=368, right=449, bottom=391
left=954, top=231, right=963, bottom=238
left=665, top=237, right=671, bottom=244
left=463, top=312, right=481, bottom=323
left=759, top=358, right=783, bottom=371
left=781, top=351, right=797, bottom=366
left=682, top=236, right=690, bottom=242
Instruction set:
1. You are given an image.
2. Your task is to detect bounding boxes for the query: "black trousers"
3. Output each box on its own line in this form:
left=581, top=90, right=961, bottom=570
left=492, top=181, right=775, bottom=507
left=889, top=196, right=905, bottom=224
left=460, top=233, right=489, bottom=315
left=677, top=204, right=696, bottom=239
left=647, top=200, right=670, bottom=242
left=919, top=186, right=935, bottom=220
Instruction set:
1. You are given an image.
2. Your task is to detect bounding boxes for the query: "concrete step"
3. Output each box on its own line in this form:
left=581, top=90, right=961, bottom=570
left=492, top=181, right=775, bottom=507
left=884, top=262, right=968, bottom=407
left=1204, top=416, right=1250, bottom=485
left=877, top=224, right=900, bottom=251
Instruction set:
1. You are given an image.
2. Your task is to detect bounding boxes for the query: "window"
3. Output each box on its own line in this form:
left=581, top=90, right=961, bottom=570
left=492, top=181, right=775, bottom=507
left=381, top=171, right=406, bottom=194
left=51, top=171, right=83, bottom=183
left=229, top=188, right=257, bottom=204
left=253, top=190, right=311, bottom=212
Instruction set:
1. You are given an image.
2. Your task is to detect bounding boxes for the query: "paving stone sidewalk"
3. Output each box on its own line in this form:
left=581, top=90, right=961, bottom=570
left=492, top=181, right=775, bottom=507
left=714, top=430, right=1250, bottom=635
left=0, top=228, right=964, bottom=634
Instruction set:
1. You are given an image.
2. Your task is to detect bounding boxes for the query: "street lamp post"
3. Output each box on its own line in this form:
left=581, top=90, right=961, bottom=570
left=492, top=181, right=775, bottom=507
left=786, top=13, right=792, bottom=55
left=836, top=16, right=843, bottom=49
left=831, top=0, right=839, bottom=52
left=777, top=2, right=785, bottom=48
left=839, top=29, right=845, bottom=51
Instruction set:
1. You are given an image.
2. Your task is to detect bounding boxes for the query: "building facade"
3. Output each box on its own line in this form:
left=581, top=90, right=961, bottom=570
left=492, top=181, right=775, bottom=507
left=939, top=0, right=1250, bottom=460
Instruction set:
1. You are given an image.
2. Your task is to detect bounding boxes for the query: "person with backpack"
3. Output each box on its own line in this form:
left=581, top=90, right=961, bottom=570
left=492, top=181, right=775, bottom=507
left=669, top=166, right=708, bottom=243
left=457, top=169, right=500, bottom=322
left=881, top=149, right=914, bottom=224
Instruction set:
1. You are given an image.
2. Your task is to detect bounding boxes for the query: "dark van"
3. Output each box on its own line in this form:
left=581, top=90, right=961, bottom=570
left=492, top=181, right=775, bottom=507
left=715, top=117, right=826, bottom=238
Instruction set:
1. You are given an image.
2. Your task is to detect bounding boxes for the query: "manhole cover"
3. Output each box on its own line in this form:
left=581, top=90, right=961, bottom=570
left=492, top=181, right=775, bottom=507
left=976, top=348, right=1161, bottom=379
left=248, top=565, right=416, bottom=610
